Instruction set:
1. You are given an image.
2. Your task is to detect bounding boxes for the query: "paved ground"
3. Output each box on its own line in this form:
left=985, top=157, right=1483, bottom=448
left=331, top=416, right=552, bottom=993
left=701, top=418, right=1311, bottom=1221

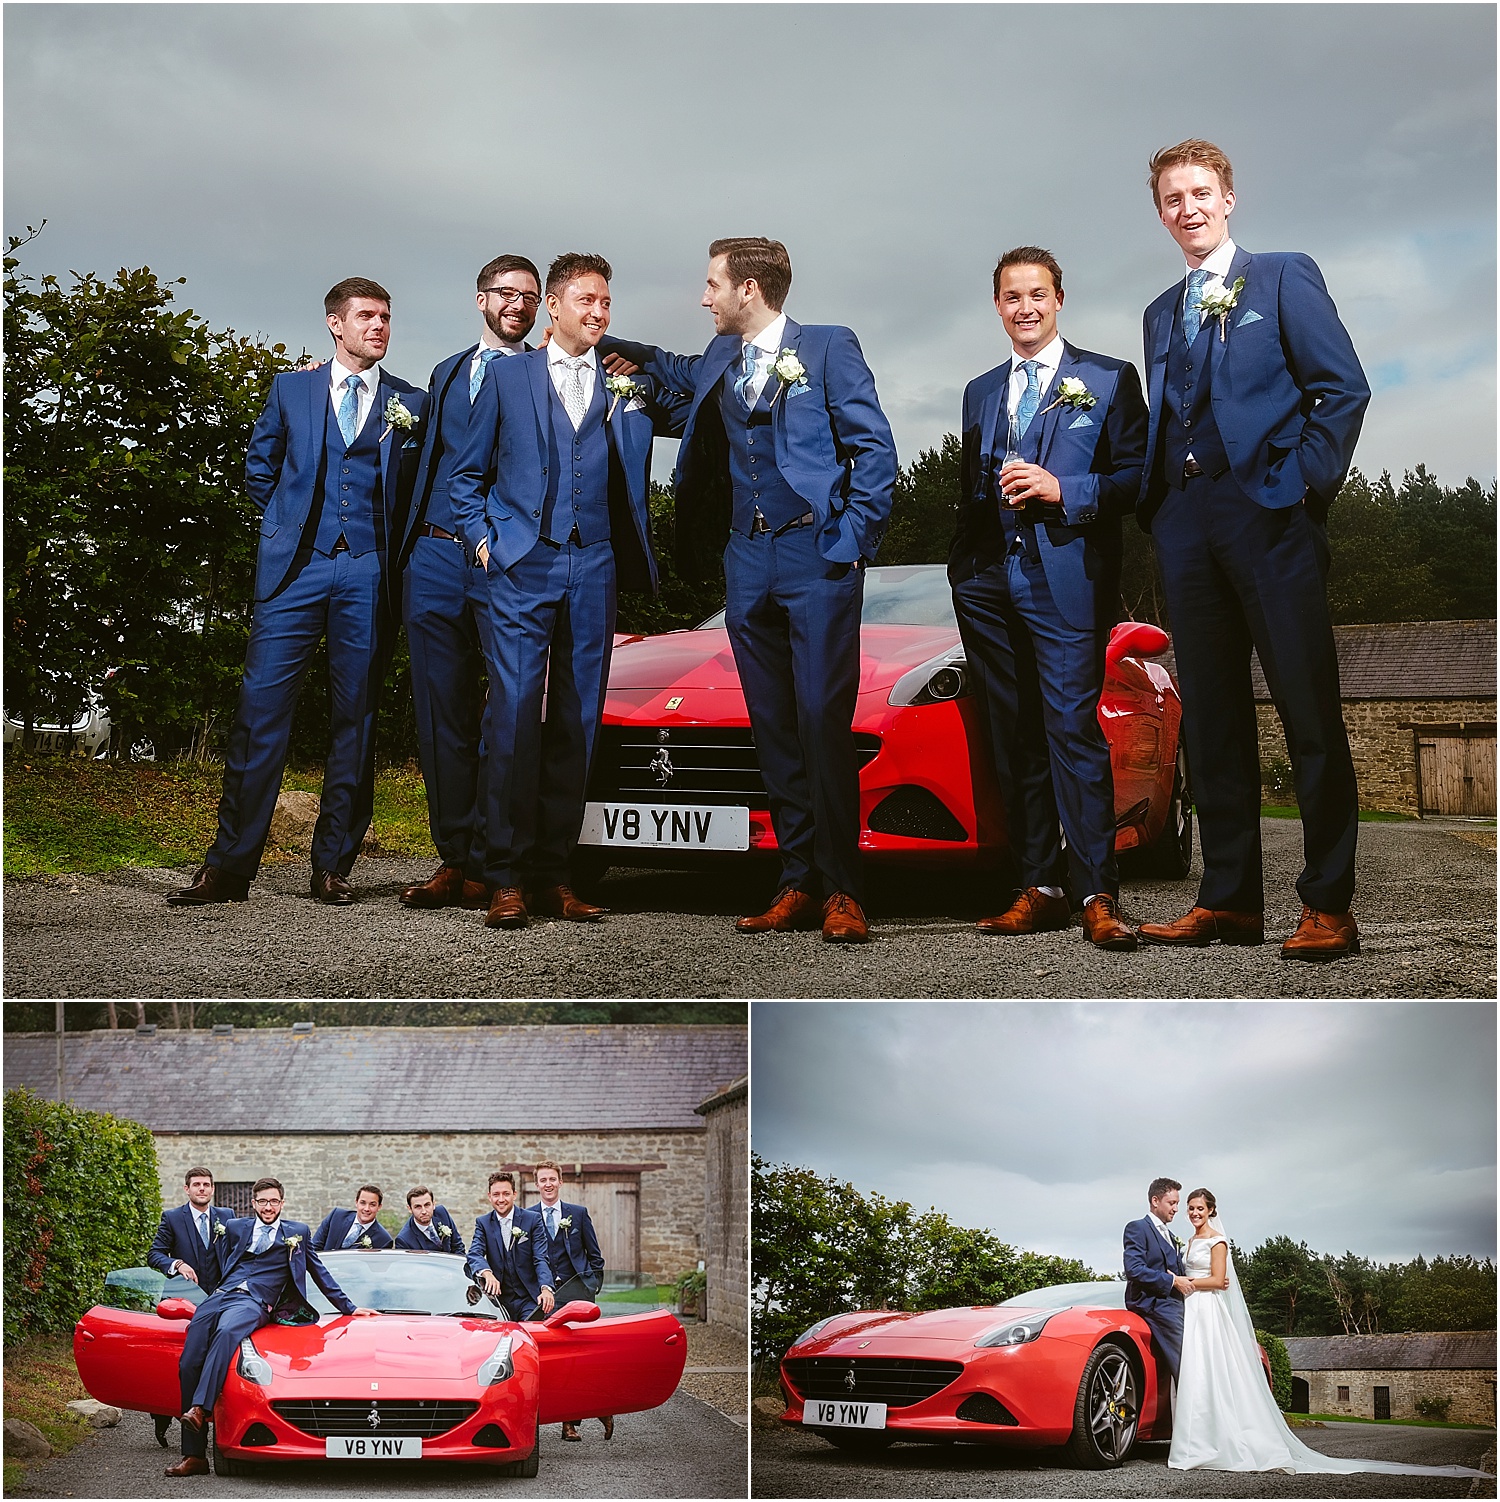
left=751, top=1413, right=1495, bottom=1499
left=4, top=819, right=1493, bottom=997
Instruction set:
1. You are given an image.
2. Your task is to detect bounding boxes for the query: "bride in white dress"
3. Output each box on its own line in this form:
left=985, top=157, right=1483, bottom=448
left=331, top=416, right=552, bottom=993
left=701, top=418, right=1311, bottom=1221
left=1169, top=1187, right=1487, bottom=1476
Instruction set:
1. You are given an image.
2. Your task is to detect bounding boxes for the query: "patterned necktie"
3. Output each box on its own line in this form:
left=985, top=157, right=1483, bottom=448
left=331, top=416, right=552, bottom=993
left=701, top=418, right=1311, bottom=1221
left=1184, top=268, right=1210, bottom=346
left=197, top=1212, right=209, bottom=1248
left=338, top=372, right=363, bottom=445
left=546, top=1206, right=557, bottom=1237
left=342, top=1217, right=364, bottom=1247
left=1014, top=359, right=1042, bottom=440
left=470, top=347, right=501, bottom=403
left=560, top=356, right=588, bottom=428
left=252, top=1222, right=272, bottom=1256
left=425, top=1222, right=438, bottom=1243
left=734, top=343, right=759, bottom=410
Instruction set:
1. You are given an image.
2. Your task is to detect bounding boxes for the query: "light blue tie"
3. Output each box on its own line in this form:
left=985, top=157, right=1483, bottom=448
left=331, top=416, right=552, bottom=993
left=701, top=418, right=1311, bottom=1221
left=252, top=1222, right=272, bottom=1255
left=1183, top=268, right=1210, bottom=347
left=342, top=1217, right=364, bottom=1247
left=1014, top=360, right=1042, bottom=440
left=546, top=1207, right=557, bottom=1237
left=734, top=343, right=759, bottom=410
left=470, top=347, right=501, bottom=403
left=338, top=372, right=363, bottom=446
left=197, top=1212, right=210, bottom=1248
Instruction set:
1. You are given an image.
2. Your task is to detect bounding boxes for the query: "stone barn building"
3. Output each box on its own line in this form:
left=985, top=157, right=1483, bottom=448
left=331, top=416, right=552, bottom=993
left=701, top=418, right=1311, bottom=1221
left=1282, top=1332, right=1496, bottom=1425
left=4, top=1022, right=746, bottom=1287
left=696, top=1075, right=748, bottom=1333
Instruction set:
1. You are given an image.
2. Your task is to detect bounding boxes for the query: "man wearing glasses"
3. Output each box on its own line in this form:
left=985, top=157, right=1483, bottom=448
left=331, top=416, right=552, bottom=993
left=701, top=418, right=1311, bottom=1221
left=395, top=256, right=544, bottom=912
left=166, top=1178, right=378, bottom=1477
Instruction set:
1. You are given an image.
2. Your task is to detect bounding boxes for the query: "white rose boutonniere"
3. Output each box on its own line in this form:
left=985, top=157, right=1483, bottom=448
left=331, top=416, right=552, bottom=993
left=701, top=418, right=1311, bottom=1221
left=556, top=1215, right=573, bottom=1231
left=212, top=1221, right=227, bottom=1240
left=1037, top=375, right=1098, bottom=418
left=437, top=1223, right=452, bottom=1240
left=604, top=373, right=641, bottom=420
left=1198, top=276, right=1246, bottom=342
left=767, top=348, right=807, bottom=409
left=357, top=1234, right=373, bottom=1249
left=380, top=394, right=417, bottom=441
left=285, top=1233, right=303, bottom=1249
left=511, top=1229, right=528, bottom=1245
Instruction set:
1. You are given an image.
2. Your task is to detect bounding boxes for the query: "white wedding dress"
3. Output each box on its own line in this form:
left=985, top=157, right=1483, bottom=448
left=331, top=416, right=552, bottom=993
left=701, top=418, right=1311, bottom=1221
left=1169, top=1221, right=1487, bottom=1475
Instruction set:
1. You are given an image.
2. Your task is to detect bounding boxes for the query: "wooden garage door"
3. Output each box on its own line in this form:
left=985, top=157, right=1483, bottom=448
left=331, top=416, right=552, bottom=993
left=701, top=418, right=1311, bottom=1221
left=523, top=1174, right=640, bottom=1276
left=1415, top=726, right=1497, bottom=816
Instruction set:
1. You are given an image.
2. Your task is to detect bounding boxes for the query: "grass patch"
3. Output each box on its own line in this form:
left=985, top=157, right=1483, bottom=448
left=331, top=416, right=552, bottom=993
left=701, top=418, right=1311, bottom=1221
left=3, top=754, right=435, bottom=877
left=598, top=1284, right=676, bottom=1305
left=1260, top=804, right=1417, bottom=823
left=2, top=1333, right=94, bottom=1488
left=1301, top=1412, right=1494, bottom=1431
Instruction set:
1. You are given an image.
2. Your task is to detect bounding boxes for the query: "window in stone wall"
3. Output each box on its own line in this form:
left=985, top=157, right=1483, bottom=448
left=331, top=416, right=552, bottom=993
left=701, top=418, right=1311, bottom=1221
left=217, top=1182, right=254, bottom=1216
left=1337, top=1385, right=1350, bottom=1402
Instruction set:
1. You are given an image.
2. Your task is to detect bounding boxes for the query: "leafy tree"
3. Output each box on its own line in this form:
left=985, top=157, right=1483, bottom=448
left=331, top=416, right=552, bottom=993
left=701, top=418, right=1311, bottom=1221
left=1239, top=1235, right=1336, bottom=1335
left=1256, top=1328, right=1293, bottom=1410
left=1389, top=1254, right=1497, bottom=1332
left=1323, top=469, right=1436, bottom=623
left=880, top=435, right=961, bottom=566
left=1390, top=466, right=1497, bottom=621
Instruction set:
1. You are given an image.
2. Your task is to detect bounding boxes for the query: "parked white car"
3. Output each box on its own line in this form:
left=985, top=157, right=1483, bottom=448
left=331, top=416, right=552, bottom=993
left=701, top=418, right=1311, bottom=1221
left=3, top=670, right=154, bottom=759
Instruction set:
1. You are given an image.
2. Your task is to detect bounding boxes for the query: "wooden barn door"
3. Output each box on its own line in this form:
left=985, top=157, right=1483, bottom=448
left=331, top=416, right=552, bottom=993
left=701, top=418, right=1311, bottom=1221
left=1415, top=725, right=1497, bottom=816
left=578, top=1175, right=640, bottom=1280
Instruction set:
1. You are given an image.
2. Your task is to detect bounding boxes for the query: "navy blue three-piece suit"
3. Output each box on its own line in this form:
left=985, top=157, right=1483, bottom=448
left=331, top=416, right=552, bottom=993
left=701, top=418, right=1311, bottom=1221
left=466, top=1205, right=555, bottom=1320
left=394, top=1203, right=465, bottom=1252
left=949, top=343, right=1148, bottom=900
left=1124, top=1214, right=1188, bottom=1380
left=604, top=320, right=897, bottom=902
left=148, top=1202, right=235, bottom=1290
left=532, top=1198, right=606, bottom=1304
left=309, top=1206, right=395, bottom=1251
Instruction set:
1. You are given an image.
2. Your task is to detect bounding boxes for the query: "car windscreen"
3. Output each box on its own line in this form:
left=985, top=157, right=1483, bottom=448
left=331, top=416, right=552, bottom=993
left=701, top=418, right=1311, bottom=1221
left=103, top=1266, right=207, bottom=1314
left=997, top=1281, right=1126, bottom=1310
left=303, top=1250, right=508, bottom=1317
left=697, top=566, right=957, bottom=630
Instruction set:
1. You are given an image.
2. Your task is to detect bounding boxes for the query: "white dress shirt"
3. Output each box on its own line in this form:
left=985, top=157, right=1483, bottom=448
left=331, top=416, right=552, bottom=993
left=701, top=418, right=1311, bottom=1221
left=739, top=311, right=789, bottom=407
left=1006, top=331, right=1065, bottom=420
left=1148, top=1211, right=1178, bottom=1250
left=469, top=335, right=525, bottom=390
left=546, top=341, right=598, bottom=427
left=329, top=358, right=379, bottom=437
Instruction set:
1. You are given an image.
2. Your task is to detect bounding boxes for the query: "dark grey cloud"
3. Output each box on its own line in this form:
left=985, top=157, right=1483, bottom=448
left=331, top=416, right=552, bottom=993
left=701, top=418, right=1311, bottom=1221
left=751, top=1002, right=1496, bottom=1276
left=5, top=4, right=1494, bottom=488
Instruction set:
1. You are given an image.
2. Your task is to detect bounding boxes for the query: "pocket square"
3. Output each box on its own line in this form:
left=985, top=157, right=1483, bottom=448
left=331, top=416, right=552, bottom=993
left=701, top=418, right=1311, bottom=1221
left=402, top=437, right=422, bottom=450
left=786, top=381, right=812, bottom=401
left=1236, top=309, right=1264, bottom=327
left=1068, top=413, right=1094, bottom=429
left=624, top=396, right=647, bottom=412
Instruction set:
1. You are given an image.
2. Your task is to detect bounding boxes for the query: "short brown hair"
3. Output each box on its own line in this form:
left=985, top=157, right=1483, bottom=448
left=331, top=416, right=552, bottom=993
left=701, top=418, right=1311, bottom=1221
left=533, top=1159, right=562, bottom=1179
left=406, top=1185, right=433, bottom=1207
left=994, top=246, right=1064, bottom=299
left=488, top=1171, right=516, bottom=1191
left=709, top=237, right=792, bottom=312
left=324, top=277, right=391, bottom=318
left=1147, top=1177, right=1181, bottom=1202
left=477, top=254, right=541, bottom=293
left=546, top=253, right=611, bottom=297
left=184, top=1166, right=213, bottom=1185
left=355, top=1184, right=382, bottom=1205
left=251, top=1176, right=284, bottom=1199
left=1148, top=139, right=1235, bottom=210
left=1186, top=1186, right=1217, bottom=1215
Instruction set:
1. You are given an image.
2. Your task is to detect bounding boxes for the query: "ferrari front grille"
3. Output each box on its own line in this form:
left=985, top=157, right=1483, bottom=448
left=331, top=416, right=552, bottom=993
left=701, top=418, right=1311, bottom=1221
left=783, top=1356, right=964, bottom=1408
left=270, top=1399, right=479, bottom=1438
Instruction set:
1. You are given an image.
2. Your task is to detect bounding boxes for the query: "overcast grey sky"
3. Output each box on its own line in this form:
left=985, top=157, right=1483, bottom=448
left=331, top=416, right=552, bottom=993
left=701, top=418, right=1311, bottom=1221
left=5, top=4, right=1495, bottom=490
left=751, top=1002, right=1496, bottom=1278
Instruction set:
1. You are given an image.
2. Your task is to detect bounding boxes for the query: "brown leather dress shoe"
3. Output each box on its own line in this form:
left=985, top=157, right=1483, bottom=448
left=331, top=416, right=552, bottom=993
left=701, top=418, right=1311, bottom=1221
left=532, top=884, right=607, bottom=921
left=400, top=863, right=488, bottom=909
left=485, top=885, right=529, bottom=928
left=976, top=887, right=1071, bottom=935
left=1083, top=894, right=1138, bottom=951
left=181, top=1405, right=207, bottom=1432
left=167, top=864, right=249, bottom=906
left=561, top=1422, right=582, bottom=1441
left=599, top=1414, right=614, bottom=1440
left=822, top=892, right=870, bottom=943
left=735, top=886, right=822, bottom=933
left=1281, top=906, right=1360, bottom=961
left=1137, top=906, right=1264, bottom=947
left=310, top=869, right=356, bottom=905
left=165, top=1456, right=210, bottom=1477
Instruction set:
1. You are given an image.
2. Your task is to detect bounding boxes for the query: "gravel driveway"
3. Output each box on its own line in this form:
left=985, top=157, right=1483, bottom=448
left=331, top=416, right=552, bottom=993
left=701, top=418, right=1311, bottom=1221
left=4, top=819, right=1492, bottom=998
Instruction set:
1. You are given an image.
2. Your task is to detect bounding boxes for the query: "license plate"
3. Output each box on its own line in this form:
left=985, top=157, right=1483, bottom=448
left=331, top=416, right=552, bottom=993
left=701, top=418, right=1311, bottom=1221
left=325, top=1436, right=422, bottom=1459
left=579, top=801, right=749, bottom=851
left=804, top=1399, right=888, bottom=1429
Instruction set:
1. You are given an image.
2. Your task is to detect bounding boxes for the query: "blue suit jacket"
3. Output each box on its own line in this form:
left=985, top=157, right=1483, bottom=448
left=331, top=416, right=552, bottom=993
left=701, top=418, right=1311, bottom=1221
left=1123, top=1215, right=1186, bottom=1321
left=310, top=1208, right=395, bottom=1252
left=447, top=349, right=683, bottom=594
left=950, top=341, right=1147, bottom=632
left=465, top=1206, right=554, bottom=1306
left=147, top=1203, right=235, bottom=1292
left=244, top=365, right=428, bottom=603
left=534, top=1200, right=605, bottom=1291
left=602, top=318, right=897, bottom=577
left=216, top=1217, right=357, bottom=1319
left=1140, top=247, right=1369, bottom=528
left=393, top=1205, right=465, bottom=1253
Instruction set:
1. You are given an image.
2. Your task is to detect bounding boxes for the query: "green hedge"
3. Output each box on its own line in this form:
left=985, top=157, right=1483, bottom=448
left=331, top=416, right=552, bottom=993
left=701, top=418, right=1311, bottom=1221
left=3, top=1087, right=162, bottom=1346
left=1257, top=1326, right=1293, bottom=1410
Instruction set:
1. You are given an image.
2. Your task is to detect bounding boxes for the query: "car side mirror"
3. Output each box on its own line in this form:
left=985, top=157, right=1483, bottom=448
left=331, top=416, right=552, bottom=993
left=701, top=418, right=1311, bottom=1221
left=156, top=1298, right=198, bottom=1321
left=543, top=1300, right=602, bottom=1328
left=1106, top=620, right=1170, bottom=667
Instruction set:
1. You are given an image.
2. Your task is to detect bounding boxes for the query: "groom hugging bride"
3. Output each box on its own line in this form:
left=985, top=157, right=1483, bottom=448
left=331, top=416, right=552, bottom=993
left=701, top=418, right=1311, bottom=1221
left=1124, top=1177, right=1485, bottom=1477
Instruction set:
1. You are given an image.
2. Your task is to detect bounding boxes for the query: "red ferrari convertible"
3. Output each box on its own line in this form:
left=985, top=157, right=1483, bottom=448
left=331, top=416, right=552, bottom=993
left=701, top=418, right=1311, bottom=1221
left=74, top=1252, right=684, bottom=1477
left=580, top=564, right=1188, bottom=880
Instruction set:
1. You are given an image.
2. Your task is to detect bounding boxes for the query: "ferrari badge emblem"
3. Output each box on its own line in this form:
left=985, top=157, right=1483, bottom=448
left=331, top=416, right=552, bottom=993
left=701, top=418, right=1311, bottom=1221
left=367, top=1406, right=381, bottom=1429
left=665, top=696, right=683, bottom=711
left=844, top=1369, right=857, bottom=1393
left=650, top=748, right=674, bottom=787
left=858, top=1340, right=871, bottom=1348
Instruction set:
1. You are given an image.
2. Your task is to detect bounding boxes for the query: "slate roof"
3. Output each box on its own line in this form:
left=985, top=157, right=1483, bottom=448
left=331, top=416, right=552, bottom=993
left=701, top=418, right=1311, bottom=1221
left=1282, top=1332, right=1496, bottom=1372
left=2, top=1025, right=747, bottom=1134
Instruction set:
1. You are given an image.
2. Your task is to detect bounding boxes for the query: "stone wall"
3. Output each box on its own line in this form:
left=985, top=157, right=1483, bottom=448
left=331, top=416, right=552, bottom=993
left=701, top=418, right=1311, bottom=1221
left=1299, top=1367, right=1496, bottom=1426
left=1257, top=698, right=1496, bottom=814
left=698, top=1082, right=748, bottom=1333
left=152, top=1128, right=706, bottom=1279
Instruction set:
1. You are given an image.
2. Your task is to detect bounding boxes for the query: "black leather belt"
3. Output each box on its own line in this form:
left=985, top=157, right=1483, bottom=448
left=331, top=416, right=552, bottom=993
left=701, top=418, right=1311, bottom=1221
left=330, top=536, right=349, bottom=553
left=1182, top=457, right=1204, bottom=479
left=420, top=523, right=459, bottom=542
left=750, top=510, right=815, bottom=537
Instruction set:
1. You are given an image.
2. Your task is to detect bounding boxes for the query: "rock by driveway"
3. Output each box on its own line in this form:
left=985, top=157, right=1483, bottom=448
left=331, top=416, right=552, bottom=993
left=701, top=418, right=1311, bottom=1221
left=4, top=819, right=1492, bottom=997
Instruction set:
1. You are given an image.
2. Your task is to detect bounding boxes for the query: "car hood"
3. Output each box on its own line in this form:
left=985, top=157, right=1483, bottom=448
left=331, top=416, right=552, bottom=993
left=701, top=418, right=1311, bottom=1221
left=795, top=1305, right=1048, bottom=1352
left=250, top=1315, right=522, bottom=1380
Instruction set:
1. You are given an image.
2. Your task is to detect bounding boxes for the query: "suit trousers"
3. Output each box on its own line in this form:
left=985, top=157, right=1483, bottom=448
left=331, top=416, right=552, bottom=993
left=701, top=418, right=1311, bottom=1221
left=1151, top=475, right=1358, bottom=913
left=724, top=525, right=865, bottom=902
left=953, top=546, right=1118, bottom=899
left=1134, top=1294, right=1185, bottom=1382
left=208, top=548, right=388, bottom=880
left=480, top=535, right=617, bottom=889
left=178, top=1287, right=270, bottom=1455
left=404, top=535, right=495, bottom=878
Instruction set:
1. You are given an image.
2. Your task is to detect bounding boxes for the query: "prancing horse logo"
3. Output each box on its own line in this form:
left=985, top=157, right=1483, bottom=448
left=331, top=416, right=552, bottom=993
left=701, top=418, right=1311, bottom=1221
left=843, top=1368, right=857, bottom=1393
left=650, top=748, right=674, bottom=787
left=366, top=1405, right=382, bottom=1429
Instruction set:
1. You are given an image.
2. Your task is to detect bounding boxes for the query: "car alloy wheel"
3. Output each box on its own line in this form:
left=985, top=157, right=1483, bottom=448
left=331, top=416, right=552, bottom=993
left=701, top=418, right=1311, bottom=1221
left=1065, top=1343, right=1139, bottom=1468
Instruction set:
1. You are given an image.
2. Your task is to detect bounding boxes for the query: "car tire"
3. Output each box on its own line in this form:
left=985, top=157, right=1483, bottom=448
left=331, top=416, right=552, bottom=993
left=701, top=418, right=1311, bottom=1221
left=1126, top=743, right=1193, bottom=879
left=816, top=1428, right=896, bottom=1453
left=1063, top=1342, right=1140, bottom=1469
left=492, top=1421, right=540, bottom=1477
left=211, top=1431, right=257, bottom=1477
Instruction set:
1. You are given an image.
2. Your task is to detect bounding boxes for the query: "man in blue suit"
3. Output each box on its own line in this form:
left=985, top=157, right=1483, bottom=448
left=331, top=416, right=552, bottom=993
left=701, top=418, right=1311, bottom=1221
left=950, top=248, right=1147, bottom=952
left=166, top=1177, right=376, bottom=1477
left=601, top=238, right=897, bottom=942
left=1135, top=140, right=1370, bottom=961
left=394, top=1185, right=464, bottom=1252
left=310, top=1184, right=394, bottom=1251
left=1123, top=1177, right=1195, bottom=1384
left=396, top=254, right=542, bottom=912
left=147, top=1166, right=234, bottom=1446
left=449, top=253, right=684, bottom=929
left=466, top=1171, right=555, bottom=1320
left=169, top=278, right=427, bottom=908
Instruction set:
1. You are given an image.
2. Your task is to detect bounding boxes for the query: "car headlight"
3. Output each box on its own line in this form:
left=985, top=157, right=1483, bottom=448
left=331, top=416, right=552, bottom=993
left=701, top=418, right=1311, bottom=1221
left=478, top=1335, right=515, bottom=1385
left=888, top=648, right=969, bottom=707
left=791, top=1317, right=837, bottom=1348
left=237, top=1338, right=273, bottom=1386
left=974, top=1312, right=1058, bottom=1347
